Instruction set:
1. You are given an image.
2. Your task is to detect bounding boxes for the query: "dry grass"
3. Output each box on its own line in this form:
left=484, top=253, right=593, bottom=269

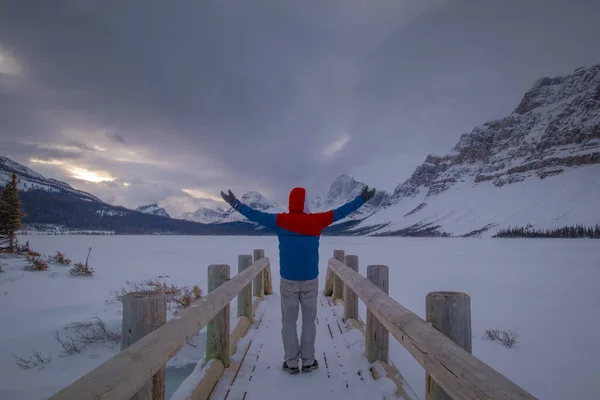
left=67, top=316, right=121, bottom=345
left=54, top=251, right=72, bottom=266
left=53, top=331, right=82, bottom=356
left=13, top=350, right=52, bottom=370
left=70, top=262, right=94, bottom=276
left=484, top=329, right=519, bottom=348
left=53, top=316, right=121, bottom=358
left=24, top=252, right=49, bottom=271
left=109, top=279, right=203, bottom=314
left=70, top=247, right=94, bottom=276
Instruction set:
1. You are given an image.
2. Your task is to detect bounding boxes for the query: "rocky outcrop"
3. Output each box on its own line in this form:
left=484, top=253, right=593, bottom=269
left=390, top=63, right=600, bottom=201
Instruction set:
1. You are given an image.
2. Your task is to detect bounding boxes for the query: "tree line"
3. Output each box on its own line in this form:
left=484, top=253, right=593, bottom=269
left=0, top=173, right=25, bottom=252
left=493, top=225, right=600, bottom=239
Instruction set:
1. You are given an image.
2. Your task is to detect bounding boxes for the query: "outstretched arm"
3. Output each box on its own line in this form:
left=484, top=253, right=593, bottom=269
left=316, top=186, right=376, bottom=228
left=221, top=190, right=277, bottom=229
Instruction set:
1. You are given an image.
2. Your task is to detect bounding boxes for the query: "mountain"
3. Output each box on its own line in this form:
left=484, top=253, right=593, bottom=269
left=180, top=206, right=227, bottom=225
left=136, top=204, right=170, bottom=218
left=350, top=63, right=600, bottom=237
left=310, top=175, right=390, bottom=222
left=180, top=192, right=284, bottom=229
left=1, top=156, right=101, bottom=202
left=179, top=178, right=389, bottom=232
left=0, top=157, right=270, bottom=235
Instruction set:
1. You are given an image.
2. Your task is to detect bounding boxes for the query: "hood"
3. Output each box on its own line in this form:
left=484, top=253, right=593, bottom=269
left=288, top=187, right=310, bottom=214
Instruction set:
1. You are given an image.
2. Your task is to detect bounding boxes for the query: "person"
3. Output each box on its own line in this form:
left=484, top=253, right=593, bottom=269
left=220, top=185, right=376, bottom=375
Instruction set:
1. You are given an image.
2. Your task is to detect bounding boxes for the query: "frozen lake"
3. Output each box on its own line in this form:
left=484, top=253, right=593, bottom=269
left=0, top=235, right=598, bottom=399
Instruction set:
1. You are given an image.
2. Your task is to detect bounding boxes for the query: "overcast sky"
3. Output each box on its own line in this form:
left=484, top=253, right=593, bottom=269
left=1, top=0, right=599, bottom=215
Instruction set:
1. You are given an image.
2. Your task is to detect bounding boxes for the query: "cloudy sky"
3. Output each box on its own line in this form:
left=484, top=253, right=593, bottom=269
left=1, top=0, right=599, bottom=216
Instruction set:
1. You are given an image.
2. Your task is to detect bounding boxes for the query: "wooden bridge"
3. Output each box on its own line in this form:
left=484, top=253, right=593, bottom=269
left=49, top=249, right=536, bottom=400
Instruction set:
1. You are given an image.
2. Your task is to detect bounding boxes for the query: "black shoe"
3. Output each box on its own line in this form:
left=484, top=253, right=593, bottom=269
left=282, top=362, right=300, bottom=375
left=302, top=359, right=319, bottom=373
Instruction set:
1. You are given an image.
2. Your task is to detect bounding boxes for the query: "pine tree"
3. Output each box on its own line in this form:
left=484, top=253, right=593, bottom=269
left=0, top=173, right=25, bottom=252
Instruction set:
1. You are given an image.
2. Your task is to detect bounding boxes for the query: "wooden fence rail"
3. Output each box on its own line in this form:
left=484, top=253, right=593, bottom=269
left=50, top=251, right=271, bottom=400
left=327, top=255, right=536, bottom=400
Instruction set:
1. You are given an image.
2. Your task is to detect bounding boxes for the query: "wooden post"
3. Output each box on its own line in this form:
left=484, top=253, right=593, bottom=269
left=332, top=250, right=345, bottom=302
left=324, top=270, right=334, bottom=296
left=253, top=249, right=265, bottom=299
left=426, top=292, right=472, bottom=400
left=237, top=255, right=253, bottom=320
left=366, top=265, right=389, bottom=364
left=343, top=255, right=359, bottom=322
left=206, top=264, right=231, bottom=368
left=121, top=292, right=167, bottom=400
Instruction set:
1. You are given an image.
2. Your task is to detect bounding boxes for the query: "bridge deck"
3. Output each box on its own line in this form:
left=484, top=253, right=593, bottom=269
left=209, top=293, right=406, bottom=400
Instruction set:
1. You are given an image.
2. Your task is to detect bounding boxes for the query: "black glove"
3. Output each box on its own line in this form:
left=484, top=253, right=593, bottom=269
left=360, top=186, right=376, bottom=202
left=220, top=190, right=238, bottom=207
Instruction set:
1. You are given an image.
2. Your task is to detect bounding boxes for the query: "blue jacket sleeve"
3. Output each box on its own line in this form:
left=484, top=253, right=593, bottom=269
left=332, top=196, right=366, bottom=223
left=231, top=200, right=278, bottom=229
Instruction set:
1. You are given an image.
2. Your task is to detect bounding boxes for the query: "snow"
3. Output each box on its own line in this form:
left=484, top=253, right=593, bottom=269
left=1, top=235, right=599, bottom=399
left=206, top=292, right=406, bottom=400
left=136, top=204, right=170, bottom=218
left=359, top=164, right=600, bottom=236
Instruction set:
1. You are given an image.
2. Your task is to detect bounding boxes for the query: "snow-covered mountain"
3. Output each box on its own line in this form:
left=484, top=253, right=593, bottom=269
left=310, top=175, right=390, bottom=223
left=180, top=192, right=284, bottom=226
left=0, top=156, right=265, bottom=235
left=135, top=204, right=170, bottom=218
left=180, top=206, right=228, bottom=224
left=179, top=179, right=387, bottom=227
left=0, top=156, right=101, bottom=202
left=351, top=63, right=600, bottom=237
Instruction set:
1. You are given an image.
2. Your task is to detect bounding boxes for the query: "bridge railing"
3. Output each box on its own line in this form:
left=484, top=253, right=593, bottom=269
left=50, top=249, right=272, bottom=400
left=326, top=249, right=536, bottom=400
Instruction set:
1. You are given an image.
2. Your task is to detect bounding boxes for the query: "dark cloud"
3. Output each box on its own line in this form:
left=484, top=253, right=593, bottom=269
left=107, top=133, right=127, bottom=145
left=0, top=0, right=598, bottom=215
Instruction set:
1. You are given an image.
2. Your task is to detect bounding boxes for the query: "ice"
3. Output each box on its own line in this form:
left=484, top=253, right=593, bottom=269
left=0, top=235, right=599, bottom=399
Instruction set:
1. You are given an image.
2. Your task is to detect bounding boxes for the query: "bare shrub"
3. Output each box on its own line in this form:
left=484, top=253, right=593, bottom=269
left=0, top=262, right=5, bottom=273
left=70, top=247, right=94, bottom=276
left=484, top=329, right=519, bottom=348
left=25, top=253, right=49, bottom=271
left=109, top=280, right=203, bottom=314
left=67, top=316, right=121, bottom=345
left=54, top=331, right=82, bottom=356
left=54, top=251, right=72, bottom=266
left=13, top=350, right=52, bottom=370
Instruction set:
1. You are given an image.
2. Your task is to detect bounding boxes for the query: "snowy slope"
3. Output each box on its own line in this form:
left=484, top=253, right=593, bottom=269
left=310, top=175, right=390, bottom=224
left=0, top=156, right=101, bottom=202
left=354, top=64, right=600, bottom=237
left=135, top=204, right=170, bottom=218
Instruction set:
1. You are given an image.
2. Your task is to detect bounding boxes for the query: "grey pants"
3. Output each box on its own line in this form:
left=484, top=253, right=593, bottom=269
left=280, top=277, right=318, bottom=368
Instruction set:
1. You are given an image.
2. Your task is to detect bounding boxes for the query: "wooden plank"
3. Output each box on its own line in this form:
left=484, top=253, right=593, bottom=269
left=49, top=257, right=270, bottom=400
left=207, top=265, right=231, bottom=368
left=426, top=291, right=472, bottom=400
left=253, top=249, right=265, bottom=299
left=332, top=250, right=345, bottom=302
left=343, top=255, right=359, bottom=322
left=121, top=292, right=166, bottom=400
left=188, top=360, right=225, bottom=400
left=327, top=257, right=536, bottom=400
left=237, top=255, right=253, bottom=320
left=366, top=265, right=389, bottom=364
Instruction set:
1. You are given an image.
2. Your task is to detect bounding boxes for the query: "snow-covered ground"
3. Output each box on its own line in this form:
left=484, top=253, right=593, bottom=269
left=0, top=236, right=598, bottom=399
